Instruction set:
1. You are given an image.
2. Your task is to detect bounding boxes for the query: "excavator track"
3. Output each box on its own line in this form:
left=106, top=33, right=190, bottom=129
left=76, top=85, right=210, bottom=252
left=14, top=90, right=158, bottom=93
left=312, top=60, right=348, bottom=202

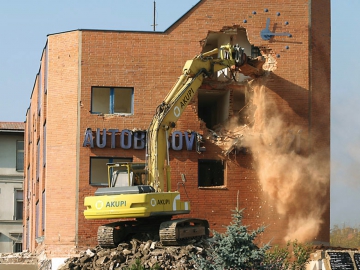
left=97, top=218, right=209, bottom=248
left=97, top=223, right=128, bottom=248
left=97, top=217, right=172, bottom=248
left=159, top=218, right=209, bottom=245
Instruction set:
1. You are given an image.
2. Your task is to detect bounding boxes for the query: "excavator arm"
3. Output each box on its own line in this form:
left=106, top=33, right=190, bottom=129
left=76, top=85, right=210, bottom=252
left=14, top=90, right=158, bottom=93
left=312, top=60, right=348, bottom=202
left=146, top=44, right=263, bottom=192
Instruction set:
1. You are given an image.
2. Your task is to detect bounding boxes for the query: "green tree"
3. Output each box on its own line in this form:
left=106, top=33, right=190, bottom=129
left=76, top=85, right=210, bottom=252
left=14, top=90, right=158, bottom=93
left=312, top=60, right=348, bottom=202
left=193, top=208, right=270, bottom=269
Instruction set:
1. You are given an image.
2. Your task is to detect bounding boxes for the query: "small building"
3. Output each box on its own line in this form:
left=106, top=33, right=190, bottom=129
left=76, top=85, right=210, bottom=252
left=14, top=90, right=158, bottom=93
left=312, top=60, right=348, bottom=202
left=0, top=122, right=24, bottom=253
left=23, top=0, right=331, bottom=262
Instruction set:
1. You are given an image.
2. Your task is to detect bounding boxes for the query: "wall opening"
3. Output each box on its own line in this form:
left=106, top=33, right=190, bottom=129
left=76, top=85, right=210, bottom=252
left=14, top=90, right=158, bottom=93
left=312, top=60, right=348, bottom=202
left=198, top=89, right=229, bottom=129
left=198, top=27, right=260, bottom=129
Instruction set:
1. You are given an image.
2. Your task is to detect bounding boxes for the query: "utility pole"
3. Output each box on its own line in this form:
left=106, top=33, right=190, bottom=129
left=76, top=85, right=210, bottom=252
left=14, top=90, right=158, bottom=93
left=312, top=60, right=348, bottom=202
left=151, top=1, right=157, bottom=31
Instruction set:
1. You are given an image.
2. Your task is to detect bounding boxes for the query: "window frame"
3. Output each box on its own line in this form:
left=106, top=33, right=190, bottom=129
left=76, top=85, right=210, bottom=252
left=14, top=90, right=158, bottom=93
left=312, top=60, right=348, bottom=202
left=91, top=86, right=134, bottom=115
left=10, top=233, right=22, bottom=253
left=42, top=190, right=46, bottom=232
left=37, top=69, right=42, bottom=116
left=198, top=159, right=225, bottom=188
left=35, top=200, right=39, bottom=239
left=16, top=140, right=24, bottom=171
left=36, top=139, right=40, bottom=181
left=14, top=189, right=23, bottom=220
left=89, top=157, right=132, bottom=186
left=43, top=122, right=46, bottom=167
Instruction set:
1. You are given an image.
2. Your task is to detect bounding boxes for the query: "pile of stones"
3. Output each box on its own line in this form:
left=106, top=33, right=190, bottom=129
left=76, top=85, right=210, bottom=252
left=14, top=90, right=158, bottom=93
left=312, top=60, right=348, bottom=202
left=58, top=237, right=209, bottom=270
left=0, top=251, right=37, bottom=264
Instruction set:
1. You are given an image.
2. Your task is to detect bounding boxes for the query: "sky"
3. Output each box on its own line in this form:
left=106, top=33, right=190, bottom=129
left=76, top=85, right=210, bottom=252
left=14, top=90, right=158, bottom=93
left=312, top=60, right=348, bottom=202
left=0, top=0, right=358, bottom=228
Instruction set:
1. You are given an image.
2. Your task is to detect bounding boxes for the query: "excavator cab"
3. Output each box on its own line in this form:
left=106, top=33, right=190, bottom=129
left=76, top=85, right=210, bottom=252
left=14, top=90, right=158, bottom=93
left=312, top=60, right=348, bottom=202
left=107, top=162, right=147, bottom=188
left=93, top=162, right=155, bottom=197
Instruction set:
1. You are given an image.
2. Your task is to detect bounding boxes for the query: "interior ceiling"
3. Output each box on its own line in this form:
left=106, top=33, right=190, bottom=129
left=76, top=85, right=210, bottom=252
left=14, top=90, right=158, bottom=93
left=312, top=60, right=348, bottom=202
left=203, top=32, right=219, bottom=47
left=198, top=89, right=226, bottom=104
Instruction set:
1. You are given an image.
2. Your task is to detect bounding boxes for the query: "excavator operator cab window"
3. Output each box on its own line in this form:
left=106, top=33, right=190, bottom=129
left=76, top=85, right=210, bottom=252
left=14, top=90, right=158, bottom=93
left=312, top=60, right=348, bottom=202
left=108, top=162, right=147, bottom=188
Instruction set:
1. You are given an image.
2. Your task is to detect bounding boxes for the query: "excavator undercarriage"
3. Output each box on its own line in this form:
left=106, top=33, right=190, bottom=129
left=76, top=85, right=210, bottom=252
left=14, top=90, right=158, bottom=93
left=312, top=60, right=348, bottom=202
left=97, top=217, right=209, bottom=248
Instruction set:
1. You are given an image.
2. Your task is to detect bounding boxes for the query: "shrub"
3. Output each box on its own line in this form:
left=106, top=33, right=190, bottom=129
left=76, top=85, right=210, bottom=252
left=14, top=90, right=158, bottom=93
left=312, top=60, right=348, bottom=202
left=193, top=208, right=270, bottom=269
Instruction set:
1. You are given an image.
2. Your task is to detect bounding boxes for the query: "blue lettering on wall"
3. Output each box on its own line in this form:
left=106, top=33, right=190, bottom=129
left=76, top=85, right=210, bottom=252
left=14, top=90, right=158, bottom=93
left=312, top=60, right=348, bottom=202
left=82, top=128, right=204, bottom=151
left=120, top=129, right=132, bottom=149
left=96, top=128, right=106, bottom=148
left=83, top=128, right=94, bottom=148
left=171, top=131, right=183, bottom=151
left=184, top=131, right=195, bottom=151
left=109, top=129, right=119, bottom=149
left=134, top=131, right=145, bottom=149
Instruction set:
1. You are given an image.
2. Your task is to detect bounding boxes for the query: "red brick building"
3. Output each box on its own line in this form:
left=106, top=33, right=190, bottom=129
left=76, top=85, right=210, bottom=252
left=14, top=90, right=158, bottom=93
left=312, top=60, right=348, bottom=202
left=24, top=0, right=330, bottom=258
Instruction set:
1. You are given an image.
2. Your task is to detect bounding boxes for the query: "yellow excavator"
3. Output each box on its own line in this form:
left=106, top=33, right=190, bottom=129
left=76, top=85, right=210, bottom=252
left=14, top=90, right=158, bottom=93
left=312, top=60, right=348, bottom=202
left=84, top=44, right=264, bottom=248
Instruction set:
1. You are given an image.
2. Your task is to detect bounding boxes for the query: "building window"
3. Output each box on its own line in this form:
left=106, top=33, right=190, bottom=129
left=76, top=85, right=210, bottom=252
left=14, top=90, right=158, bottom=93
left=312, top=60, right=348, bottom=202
left=35, top=201, right=39, bottom=239
left=38, top=70, right=42, bottom=115
left=91, top=87, right=134, bottom=115
left=27, top=165, right=31, bottom=201
left=42, top=190, right=45, bottom=232
left=44, top=44, right=48, bottom=94
left=43, top=122, right=46, bottom=167
left=26, top=219, right=30, bottom=250
left=14, top=242, right=22, bottom=253
left=16, top=141, right=24, bottom=171
left=90, top=157, right=132, bottom=186
left=10, top=233, right=22, bottom=253
left=198, top=159, right=225, bottom=187
left=14, top=189, right=23, bottom=220
left=27, top=111, right=31, bottom=144
left=36, top=139, right=40, bottom=181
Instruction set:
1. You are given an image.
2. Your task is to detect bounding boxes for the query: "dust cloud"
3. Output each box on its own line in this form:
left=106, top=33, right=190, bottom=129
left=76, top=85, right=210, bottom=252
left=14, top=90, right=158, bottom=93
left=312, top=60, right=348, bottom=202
left=221, top=80, right=329, bottom=243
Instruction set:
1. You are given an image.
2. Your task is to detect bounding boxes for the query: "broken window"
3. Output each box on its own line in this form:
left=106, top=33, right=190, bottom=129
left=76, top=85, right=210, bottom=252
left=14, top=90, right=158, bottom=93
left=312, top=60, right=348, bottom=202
left=90, top=157, right=132, bottom=186
left=91, top=87, right=133, bottom=115
left=198, top=159, right=225, bottom=187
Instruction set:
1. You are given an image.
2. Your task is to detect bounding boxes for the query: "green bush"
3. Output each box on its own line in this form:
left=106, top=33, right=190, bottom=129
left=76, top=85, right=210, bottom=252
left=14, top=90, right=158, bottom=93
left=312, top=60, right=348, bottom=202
left=192, top=208, right=270, bottom=269
left=262, top=240, right=312, bottom=270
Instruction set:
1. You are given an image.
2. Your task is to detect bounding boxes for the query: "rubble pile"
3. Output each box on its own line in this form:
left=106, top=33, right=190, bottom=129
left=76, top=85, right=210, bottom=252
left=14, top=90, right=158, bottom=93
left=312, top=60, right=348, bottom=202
left=58, top=238, right=208, bottom=270
left=0, top=251, right=37, bottom=264
left=204, top=123, right=250, bottom=156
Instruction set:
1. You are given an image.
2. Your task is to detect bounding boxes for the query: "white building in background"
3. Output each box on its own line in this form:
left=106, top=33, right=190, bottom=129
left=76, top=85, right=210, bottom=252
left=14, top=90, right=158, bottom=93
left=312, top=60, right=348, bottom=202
left=0, top=122, right=24, bottom=253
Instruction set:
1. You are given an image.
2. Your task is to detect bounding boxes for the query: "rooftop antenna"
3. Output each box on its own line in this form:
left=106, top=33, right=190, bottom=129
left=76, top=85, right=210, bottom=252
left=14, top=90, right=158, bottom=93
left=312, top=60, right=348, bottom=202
left=151, top=1, right=158, bottom=31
